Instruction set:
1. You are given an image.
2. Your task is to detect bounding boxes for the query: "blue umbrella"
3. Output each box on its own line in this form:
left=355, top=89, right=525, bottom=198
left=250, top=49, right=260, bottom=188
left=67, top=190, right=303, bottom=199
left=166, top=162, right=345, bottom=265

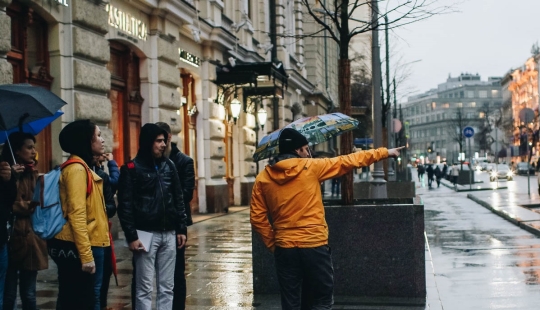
left=0, top=110, right=63, bottom=144
left=0, top=84, right=67, bottom=163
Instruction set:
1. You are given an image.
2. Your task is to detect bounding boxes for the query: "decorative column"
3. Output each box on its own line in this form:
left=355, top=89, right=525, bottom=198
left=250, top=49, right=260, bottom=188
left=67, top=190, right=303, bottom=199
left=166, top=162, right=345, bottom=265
left=71, top=0, right=112, bottom=151
left=0, top=0, right=12, bottom=85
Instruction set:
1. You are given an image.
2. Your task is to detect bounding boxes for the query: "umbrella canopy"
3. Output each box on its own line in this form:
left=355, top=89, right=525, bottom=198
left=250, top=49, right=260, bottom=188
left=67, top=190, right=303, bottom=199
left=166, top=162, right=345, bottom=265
left=253, top=113, right=358, bottom=161
left=0, top=110, right=63, bottom=144
left=0, top=84, right=67, bottom=130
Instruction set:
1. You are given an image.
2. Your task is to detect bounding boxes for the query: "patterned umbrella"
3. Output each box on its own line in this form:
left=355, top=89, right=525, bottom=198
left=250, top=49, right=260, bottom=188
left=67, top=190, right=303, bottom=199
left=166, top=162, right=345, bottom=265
left=253, top=113, right=358, bottom=161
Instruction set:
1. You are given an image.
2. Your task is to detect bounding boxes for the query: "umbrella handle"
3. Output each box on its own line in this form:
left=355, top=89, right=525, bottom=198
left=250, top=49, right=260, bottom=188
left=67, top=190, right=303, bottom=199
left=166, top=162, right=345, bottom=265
left=4, top=132, right=16, bottom=165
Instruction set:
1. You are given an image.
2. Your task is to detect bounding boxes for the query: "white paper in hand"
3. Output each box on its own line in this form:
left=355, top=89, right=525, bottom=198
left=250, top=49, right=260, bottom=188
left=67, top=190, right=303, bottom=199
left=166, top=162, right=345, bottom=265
left=136, top=230, right=153, bottom=252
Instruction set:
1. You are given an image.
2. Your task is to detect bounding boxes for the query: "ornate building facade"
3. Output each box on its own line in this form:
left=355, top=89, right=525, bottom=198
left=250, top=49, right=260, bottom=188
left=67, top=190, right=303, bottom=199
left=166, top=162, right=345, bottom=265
left=0, top=0, right=338, bottom=213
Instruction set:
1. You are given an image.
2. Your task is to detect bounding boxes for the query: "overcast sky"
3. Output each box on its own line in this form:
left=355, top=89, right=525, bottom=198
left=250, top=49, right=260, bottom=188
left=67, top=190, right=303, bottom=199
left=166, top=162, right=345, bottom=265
left=392, top=0, right=540, bottom=103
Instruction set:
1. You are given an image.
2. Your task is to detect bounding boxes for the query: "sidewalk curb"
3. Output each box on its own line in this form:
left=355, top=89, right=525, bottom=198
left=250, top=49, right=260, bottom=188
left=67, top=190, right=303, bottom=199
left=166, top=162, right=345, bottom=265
left=467, top=194, right=540, bottom=238
left=441, top=179, right=507, bottom=192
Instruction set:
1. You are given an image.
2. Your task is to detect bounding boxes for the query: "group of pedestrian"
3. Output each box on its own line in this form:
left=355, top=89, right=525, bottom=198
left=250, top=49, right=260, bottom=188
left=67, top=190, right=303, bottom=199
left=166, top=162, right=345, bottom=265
left=0, top=119, right=194, bottom=309
left=250, top=128, right=404, bottom=309
left=417, top=163, right=447, bottom=188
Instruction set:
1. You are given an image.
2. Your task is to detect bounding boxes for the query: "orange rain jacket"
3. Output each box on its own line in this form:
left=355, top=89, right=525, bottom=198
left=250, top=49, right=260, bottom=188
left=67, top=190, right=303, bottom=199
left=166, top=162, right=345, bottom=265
left=250, top=148, right=388, bottom=250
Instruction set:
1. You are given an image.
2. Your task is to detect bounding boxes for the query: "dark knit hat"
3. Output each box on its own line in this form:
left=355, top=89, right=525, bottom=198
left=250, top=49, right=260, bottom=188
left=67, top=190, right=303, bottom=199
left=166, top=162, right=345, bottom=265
left=59, top=119, right=96, bottom=166
left=278, top=128, right=309, bottom=154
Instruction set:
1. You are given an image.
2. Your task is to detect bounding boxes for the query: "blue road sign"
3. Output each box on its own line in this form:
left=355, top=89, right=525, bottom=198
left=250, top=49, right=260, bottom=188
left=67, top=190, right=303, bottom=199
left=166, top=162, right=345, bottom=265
left=463, top=126, right=474, bottom=138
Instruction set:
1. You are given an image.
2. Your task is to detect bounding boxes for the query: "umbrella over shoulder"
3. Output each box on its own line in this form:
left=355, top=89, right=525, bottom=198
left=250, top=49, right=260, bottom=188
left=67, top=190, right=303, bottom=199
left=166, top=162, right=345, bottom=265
left=253, top=113, right=358, bottom=161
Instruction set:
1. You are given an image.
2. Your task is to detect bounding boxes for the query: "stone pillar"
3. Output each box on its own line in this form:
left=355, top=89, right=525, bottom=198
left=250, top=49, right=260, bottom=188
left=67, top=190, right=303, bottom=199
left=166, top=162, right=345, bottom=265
left=240, top=114, right=257, bottom=206
left=0, top=0, right=12, bottom=85
left=155, top=36, right=181, bottom=136
left=71, top=0, right=112, bottom=147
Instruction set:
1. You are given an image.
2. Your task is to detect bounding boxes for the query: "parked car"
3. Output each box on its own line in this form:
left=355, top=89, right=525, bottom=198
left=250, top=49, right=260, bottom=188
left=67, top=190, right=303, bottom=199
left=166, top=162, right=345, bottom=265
left=490, top=164, right=513, bottom=182
left=516, top=162, right=535, bottom=175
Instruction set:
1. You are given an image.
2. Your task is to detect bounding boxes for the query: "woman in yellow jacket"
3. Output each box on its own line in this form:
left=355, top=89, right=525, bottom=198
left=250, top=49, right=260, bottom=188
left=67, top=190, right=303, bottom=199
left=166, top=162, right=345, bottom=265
left=48, top=120, right=110, bottom=310
left=250, top=128, right=403, bottom=310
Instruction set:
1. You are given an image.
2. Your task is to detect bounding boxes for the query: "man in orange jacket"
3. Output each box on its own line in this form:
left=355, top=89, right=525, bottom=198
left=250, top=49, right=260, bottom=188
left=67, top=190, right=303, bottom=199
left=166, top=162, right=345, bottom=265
left=250, top=128, right=403, bottom=309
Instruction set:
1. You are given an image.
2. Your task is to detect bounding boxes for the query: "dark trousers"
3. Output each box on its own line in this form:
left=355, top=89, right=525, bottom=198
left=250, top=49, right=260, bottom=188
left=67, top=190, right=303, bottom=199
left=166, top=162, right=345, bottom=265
left=4, top=267, right=38, bottom=310
left=173, top=238, right=187, bottom=310
left=48, top=239, right=95, bottom=310
left=274, top=246, right=334, bottom=310
left=100, top=246, right=113, bottom=308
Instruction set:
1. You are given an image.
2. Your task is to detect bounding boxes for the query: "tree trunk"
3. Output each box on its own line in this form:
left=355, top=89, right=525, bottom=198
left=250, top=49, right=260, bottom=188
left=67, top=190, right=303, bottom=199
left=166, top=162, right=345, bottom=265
left=382, top=127, right=388, bottom=179
left=339, top=58, right=354, bottom=205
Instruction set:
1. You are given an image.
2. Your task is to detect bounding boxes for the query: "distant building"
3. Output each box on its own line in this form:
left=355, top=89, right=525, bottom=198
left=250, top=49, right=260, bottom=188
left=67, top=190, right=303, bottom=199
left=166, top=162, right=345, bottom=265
left=403, top=73, right=503, bottom=164
left=501, top=56, right=539, bottom=163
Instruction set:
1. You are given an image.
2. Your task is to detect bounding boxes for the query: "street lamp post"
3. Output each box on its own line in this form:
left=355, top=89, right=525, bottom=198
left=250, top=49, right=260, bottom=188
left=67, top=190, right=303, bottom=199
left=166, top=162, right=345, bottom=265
left=369, top=0, right=387, bottom=199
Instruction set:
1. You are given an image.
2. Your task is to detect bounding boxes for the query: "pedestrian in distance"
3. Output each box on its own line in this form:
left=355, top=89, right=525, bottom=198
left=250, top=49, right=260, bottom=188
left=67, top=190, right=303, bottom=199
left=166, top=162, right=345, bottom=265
left=250, top=128, right=404, bottom=309
left=417, top=164, right=425, bottom=182
left=0, top=160, right=15, bottom=309
left=426, top=164, right=434, bottom=188
left=434, top=165, right=442, bottom=188
left=155, top=122, right=195, bottom=310
left=92, top=153, right=118, bottom=310
left=442, top=163, right=448, bottom=179
left=50, top=120, right=110, bottom=310
left=451, top=164, right=460, bottom=189
left=331, top=177, right=341, bottom=196
left=117, top=123, right=187, bottom=310
left=0, top=132, right=48, bottom=310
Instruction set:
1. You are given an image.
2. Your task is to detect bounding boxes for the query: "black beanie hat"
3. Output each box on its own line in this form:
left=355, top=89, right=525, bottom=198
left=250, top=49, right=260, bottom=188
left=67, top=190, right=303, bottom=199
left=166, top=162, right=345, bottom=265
left=279, top=128, right=309, bottom=154
left=59, top=119, right=96, bottom=166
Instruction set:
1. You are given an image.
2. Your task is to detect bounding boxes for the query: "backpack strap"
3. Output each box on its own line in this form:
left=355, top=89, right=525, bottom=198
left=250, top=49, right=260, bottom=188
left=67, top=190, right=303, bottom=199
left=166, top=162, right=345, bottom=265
left=60, top=159, right=93, bottom=196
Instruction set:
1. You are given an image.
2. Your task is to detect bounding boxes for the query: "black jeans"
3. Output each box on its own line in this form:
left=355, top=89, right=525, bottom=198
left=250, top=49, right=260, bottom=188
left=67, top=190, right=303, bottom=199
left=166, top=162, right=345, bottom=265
left=48, top=239, right=94, bottom=310
left=274, top=246, right=334, bottom=310
left=172, top=238, right=187, bottom=310
left=100, top=245, right=113, bottom=308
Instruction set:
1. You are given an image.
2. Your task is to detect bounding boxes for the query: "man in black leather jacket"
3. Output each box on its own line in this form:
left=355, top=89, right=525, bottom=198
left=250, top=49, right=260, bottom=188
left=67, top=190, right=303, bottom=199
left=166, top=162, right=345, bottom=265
left=117, top=123, right=187, bottom=309
left=155, top=122, right=194, bottom=310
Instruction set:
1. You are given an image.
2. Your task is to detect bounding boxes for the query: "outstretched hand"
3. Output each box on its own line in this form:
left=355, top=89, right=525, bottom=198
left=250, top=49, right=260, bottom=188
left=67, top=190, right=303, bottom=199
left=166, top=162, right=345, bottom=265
left=388, top=146, right=405, bottom=158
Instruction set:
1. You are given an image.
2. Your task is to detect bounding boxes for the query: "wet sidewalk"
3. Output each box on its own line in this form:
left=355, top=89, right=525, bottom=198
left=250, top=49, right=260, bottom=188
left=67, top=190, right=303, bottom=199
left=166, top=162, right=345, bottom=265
left=29, top=178, right=540, bottom=309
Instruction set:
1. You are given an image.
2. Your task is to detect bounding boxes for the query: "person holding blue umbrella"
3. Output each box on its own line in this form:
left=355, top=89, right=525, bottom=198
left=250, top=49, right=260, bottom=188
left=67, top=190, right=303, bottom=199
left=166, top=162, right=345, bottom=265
left=1, top=132, right=48, bottom=310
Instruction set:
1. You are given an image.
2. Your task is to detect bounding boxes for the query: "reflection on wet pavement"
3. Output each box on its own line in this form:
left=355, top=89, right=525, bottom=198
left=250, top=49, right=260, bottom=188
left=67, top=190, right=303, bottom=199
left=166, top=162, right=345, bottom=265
left=420, top=174, right=540, bottom=309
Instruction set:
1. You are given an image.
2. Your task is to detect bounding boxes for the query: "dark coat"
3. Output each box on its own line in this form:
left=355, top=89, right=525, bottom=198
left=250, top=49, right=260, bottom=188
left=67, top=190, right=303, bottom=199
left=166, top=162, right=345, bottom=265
left=94, top=166, right=117, bottom=218
left=0, top=175, right=16, bottom=247
left=170, top=143, right=194, bottom=226
left=434, top=166, right=442, bottom=179
left=117, top=124, right=187, bottom=243
left=9, top=169, right=48, bottom=271
left=426, top=165, right=434, bottom=178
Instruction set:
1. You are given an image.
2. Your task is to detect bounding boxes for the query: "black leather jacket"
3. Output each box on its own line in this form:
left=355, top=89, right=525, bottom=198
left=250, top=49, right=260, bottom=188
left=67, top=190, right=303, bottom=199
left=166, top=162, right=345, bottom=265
left=117, top=124, right=187, bottom=243
left=170, top=143, right=194, bottom=226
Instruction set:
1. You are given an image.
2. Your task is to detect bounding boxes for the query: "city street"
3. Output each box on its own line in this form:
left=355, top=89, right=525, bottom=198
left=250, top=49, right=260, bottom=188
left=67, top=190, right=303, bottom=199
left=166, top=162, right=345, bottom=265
left=23, top=170, right=540, bottom=309
left=419, top=171, right=540, bottom=309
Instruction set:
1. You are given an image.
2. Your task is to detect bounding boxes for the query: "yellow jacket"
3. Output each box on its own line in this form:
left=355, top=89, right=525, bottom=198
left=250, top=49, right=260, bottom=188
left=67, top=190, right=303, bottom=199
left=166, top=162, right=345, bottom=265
left=55, top=155, right=110, bottom=264
left=250, top=148, right=388, bottom=250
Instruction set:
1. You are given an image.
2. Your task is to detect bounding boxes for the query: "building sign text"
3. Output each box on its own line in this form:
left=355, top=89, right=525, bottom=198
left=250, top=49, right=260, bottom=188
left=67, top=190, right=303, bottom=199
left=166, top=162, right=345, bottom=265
left=106, top=4, right=147, bottom=41
left=179, top=49, right=201, bottom=67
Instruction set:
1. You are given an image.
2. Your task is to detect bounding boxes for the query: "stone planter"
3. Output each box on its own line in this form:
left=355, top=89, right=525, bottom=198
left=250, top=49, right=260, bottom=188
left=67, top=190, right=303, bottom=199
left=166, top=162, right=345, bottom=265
left=252, top=198, right=426, bottom=302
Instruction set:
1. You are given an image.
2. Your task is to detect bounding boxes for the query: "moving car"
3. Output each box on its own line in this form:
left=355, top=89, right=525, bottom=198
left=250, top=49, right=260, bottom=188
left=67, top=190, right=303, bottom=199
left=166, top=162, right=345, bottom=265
left=490, top=164, right=513, bottom=182
left=516, top=162, right=535, bottom=176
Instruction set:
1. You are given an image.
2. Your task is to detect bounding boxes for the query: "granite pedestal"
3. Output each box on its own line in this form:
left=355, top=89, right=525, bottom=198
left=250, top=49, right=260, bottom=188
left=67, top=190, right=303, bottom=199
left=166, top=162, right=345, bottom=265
left=252, top=198, right=425, bottom=302
left=353, top=181, right=416, bottom=199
